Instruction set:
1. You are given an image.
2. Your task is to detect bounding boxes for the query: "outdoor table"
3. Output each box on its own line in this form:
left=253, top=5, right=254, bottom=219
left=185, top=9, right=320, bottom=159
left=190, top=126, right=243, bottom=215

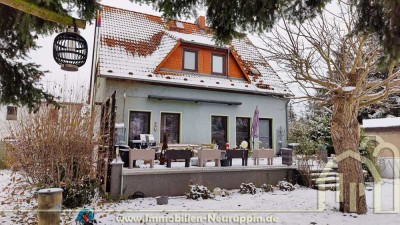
left=156, top=144, right=199, bottom=150
left=165, top=149, right=192, bottom=168
left=226, top=149, right=249, bottom=166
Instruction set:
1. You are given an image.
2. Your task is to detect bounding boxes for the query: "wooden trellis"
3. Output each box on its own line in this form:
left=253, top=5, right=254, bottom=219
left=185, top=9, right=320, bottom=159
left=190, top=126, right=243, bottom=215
left=98, top=91, right=116, bottom=192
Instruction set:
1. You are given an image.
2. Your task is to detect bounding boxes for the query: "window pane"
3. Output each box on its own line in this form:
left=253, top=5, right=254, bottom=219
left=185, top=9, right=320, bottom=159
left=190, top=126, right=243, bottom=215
left=236, top=118, right=250, bottom=148
left=212, top=55, right=223, bottom=74
left=161, top=113, right=180, bottom=144
left=211, top=116, right=228, bottom=149
left=6, top=106, right=17, bottom=120
left=129, top=111, right=150, bottom=141
left=184, top=51, right=196, bottom=70
left=259, top=119, right=272, bottom=148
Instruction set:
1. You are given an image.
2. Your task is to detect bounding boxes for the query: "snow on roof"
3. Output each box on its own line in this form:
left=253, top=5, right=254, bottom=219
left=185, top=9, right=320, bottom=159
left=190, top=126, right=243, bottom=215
left=98, top=5, right=292, bottom=96
left=362, top=117, right=400, bottom=129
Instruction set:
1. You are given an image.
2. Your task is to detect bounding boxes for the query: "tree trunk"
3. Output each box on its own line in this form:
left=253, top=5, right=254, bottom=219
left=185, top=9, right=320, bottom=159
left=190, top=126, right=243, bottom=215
left=331, top=97, right=367, bottom=214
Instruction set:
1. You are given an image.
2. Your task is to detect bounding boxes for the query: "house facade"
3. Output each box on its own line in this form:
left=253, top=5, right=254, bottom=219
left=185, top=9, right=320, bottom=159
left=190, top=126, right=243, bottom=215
left=0, top=105, right=19, bottom=142
left=90, top=6, right=292, bottom=153
left=363, top=117, right=400, bottom=157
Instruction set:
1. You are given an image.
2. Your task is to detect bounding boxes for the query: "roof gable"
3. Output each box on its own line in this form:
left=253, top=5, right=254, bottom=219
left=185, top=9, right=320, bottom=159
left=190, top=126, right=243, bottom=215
left=97, top=5, right=292, bottom=96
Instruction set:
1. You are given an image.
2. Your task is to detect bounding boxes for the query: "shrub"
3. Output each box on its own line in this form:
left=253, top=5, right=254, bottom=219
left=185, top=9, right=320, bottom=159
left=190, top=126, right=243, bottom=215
left=62, top=176, right=98, bottom=208
left=0, top=141, right=9, bottom=169
left=261, top=184, right=274, bottom=193
left=239, top=183, right=257, bottom=194
left=359, top=129, right=380, bottom=181
left=277, top=181, right=295, bottom=191
left=7, top=103, right=98, bottom=208
left=187, top=185, right=212, bottom=200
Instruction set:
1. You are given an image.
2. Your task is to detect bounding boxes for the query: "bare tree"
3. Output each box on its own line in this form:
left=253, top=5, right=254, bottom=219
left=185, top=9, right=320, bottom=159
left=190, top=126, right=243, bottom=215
left=260, top=1, right=400, bottom=214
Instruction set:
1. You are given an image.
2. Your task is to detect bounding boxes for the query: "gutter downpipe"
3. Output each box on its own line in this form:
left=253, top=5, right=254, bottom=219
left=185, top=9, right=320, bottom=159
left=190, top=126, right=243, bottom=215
left=285, top=99, right=290, bottom=148
left=227, top=48, right=230, bottom=78
left=89, top=11, right=100, bottom=109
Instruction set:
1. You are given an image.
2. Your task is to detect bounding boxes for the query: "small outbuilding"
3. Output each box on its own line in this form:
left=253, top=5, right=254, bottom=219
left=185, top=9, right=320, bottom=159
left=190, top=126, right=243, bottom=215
left=362, top=117, right=400, bottom=178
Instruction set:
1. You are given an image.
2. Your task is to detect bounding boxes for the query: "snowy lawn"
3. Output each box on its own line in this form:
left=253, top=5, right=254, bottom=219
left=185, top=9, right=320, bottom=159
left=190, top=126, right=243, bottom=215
left=1, top=169, right=399, bottom=225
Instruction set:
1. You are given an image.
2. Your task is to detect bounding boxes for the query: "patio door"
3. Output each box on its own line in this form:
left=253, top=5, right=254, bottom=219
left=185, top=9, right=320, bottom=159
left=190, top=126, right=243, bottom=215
left=129, top=111, right=151, bottom=141
left=161, top=113, right=180, bottom=144
left=259, top=118, right=272, bottom=149
left=211, top=116, right=228, bottom=149
left=236, top=117, right=250, bottom=148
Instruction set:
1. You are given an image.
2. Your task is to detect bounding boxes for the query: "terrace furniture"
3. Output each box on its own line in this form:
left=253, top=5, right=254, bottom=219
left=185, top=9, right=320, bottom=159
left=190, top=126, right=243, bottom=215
left=281, top=148, right=293, bottom=166
left=226, top=150, right=249, bottom=166
left=253, top=149, right=274, bottom=165
left=156, top=144, right=199, bottom=151
left=129, top=149, right=155, bottom=169
left=197, top=149, right=221, bottom=167
left=165, top=150, right=192, bottom=168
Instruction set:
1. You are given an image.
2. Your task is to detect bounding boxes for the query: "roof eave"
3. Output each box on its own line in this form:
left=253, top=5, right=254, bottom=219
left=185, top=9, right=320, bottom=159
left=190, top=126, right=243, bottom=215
left=98, top=73, right=290, bottom=97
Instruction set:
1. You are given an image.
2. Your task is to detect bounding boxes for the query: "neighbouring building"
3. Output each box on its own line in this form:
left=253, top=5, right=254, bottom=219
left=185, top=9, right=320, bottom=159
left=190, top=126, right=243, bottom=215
left=89, top=5, right=293, bottom=153
left=0, top=105, right=19, bottom=142
left=363, top=117, right=400, bottom=179
left=363, top=117, right=400, bottom=157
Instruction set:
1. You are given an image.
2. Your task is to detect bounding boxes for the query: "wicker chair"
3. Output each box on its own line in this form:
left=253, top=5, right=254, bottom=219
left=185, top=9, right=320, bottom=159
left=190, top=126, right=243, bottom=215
left=253, top=149, right=274, bottom=165
left=129, top=149, right=155, bottom=169
left=197, top=149, right=221, bottom=167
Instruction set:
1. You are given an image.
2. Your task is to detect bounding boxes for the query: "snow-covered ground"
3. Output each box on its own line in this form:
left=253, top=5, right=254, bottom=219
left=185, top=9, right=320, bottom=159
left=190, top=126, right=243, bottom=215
left=1, top=169, right=400, bottom=225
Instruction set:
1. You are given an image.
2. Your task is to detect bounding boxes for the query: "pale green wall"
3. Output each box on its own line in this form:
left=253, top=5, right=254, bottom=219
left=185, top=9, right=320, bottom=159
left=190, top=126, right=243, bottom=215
left=99, top=79, right=289, bottom=154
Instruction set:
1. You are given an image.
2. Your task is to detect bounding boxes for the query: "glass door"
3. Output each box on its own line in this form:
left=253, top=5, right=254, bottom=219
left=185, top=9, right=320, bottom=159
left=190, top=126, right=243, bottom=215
left=259, top=118, right=272, bottom=149
left=161, top=113, right=180, bottom=144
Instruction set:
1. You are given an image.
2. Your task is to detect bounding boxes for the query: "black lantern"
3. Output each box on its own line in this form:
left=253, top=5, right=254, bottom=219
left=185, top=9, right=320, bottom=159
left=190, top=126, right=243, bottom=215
left=53, top=28, right=88, bottom=72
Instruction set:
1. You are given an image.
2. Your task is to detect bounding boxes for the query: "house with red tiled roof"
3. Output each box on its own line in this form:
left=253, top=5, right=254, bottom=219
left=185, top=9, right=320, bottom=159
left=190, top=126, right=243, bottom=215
left=89, top=5, right=292, bottom=152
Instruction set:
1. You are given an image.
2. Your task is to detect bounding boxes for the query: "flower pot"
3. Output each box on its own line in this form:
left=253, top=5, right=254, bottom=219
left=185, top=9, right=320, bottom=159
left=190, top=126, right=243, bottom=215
left=156, top=196, right=168, bottom=205
left=221, top=159, right=230, bottom=167
left=159, top=154, right=166, bottom=165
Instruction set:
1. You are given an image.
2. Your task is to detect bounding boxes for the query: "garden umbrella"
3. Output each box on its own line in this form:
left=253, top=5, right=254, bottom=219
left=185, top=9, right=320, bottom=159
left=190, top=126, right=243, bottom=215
left=251, top=106, right=259, bottom=150
left=160, top=132, right=168, bottom=165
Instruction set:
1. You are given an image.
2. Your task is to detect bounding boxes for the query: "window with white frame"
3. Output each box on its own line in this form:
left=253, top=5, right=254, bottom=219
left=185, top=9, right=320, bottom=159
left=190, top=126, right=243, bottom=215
left=212, top=53, right=226, bottom=75
left=183, top=49, right=198, bottom=71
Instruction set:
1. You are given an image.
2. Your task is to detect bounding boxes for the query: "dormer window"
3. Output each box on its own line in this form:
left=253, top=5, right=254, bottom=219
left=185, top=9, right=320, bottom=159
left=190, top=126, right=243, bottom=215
left=183, top=49, right=198, bottom=72
left=212, top=53, right=226, bottom=75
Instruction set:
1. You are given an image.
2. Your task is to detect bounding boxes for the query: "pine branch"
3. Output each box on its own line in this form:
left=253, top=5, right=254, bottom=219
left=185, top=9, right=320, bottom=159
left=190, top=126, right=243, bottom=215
left=0, top=0, right=86, bottom=29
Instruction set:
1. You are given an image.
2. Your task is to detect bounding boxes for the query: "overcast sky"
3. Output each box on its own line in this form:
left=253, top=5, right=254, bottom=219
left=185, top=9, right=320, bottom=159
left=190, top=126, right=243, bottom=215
left=29, top=0, right=338, bottom=113
left=29, top=0, right=161, bottom=95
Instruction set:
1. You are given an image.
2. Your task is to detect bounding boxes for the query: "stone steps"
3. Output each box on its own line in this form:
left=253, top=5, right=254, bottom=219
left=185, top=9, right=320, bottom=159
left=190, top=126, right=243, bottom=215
left=311, top=168, right=368, bottom=191
left=310, top=165, right=339, bottom=191
left=317, top=183, right=340, bottom=191
left=310, top=172, right=338, bottom=178
left=314, top=176, right=339, bottom=184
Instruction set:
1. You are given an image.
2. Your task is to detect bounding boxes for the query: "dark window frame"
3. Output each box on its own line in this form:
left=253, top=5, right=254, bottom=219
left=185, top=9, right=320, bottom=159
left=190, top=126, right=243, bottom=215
left=259, top=118, right=273, bottom=149
left=211, top=52, right=227, bottom=75
left=128, top=111, right=151, bottom=142
left=160, top=112, right=181, bottom=144
left=211, top=115, right=229, bottom=150
left=182, top=48, right=198, bottom=72
left=6, top=106, right=17, bottom=121
left=236, top=117, right=251, bottom=149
